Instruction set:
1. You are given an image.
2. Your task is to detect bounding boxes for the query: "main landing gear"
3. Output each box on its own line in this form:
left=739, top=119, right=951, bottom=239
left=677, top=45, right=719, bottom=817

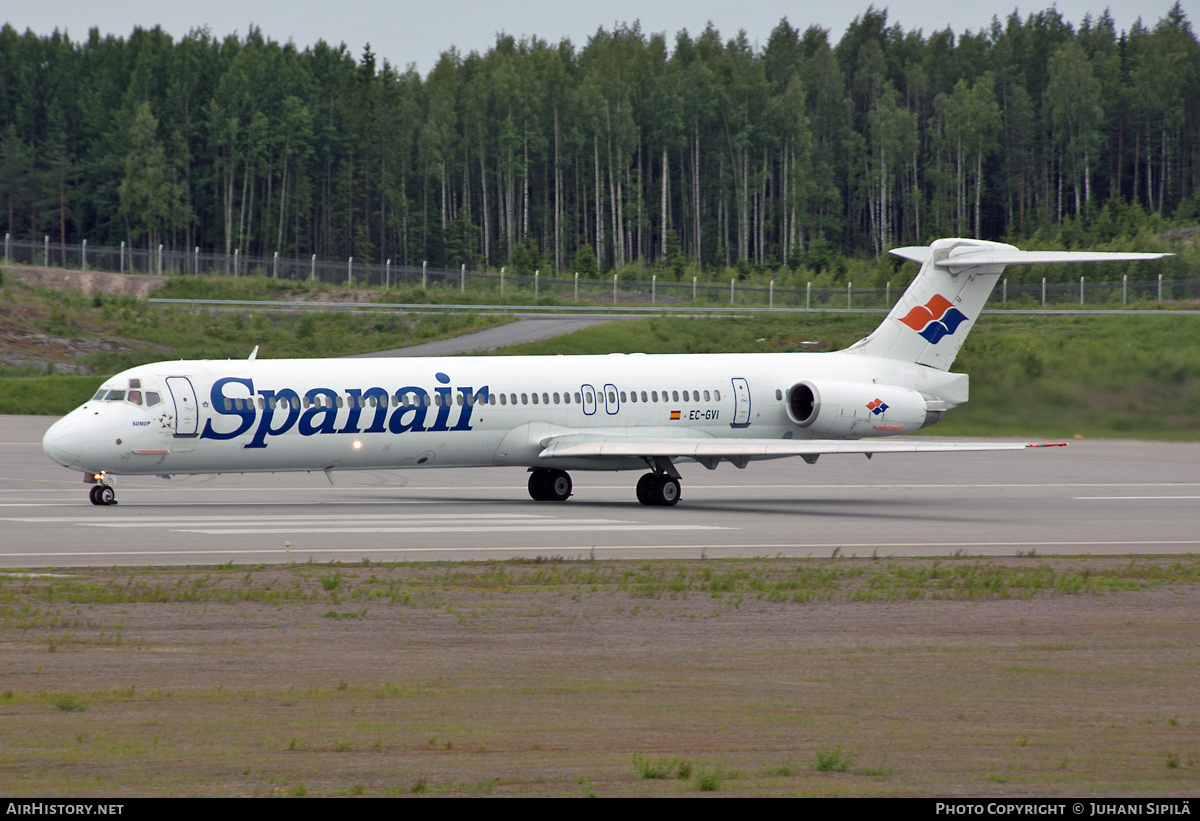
left=526, top=467, right=682, bottom=506
left=636, top=473, right=681, bottom=507
left=88, top=483, right=117, bottom=506
left=528, top=468, right=573, bottom=502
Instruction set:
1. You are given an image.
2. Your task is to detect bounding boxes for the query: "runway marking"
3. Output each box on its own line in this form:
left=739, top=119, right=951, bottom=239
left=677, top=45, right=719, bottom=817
left=1075, top=496, right=1200, bottom=500
left=0, top=513, right=729, bottom=537
left=1, top=539, right=1198, bottom=561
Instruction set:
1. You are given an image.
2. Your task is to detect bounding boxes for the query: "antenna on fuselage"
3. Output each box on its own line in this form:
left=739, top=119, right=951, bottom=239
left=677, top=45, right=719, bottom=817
left=248, top=346, right=259, bottom=361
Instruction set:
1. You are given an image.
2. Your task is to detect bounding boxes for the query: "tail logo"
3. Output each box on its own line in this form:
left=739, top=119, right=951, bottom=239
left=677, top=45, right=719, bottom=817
left=898, top=294, right=968, bottom=344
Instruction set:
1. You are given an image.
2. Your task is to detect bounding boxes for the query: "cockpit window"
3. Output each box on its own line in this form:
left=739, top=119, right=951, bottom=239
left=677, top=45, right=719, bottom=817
left=105, top=390, right=126, bottom=401
left=92, top=390, right=107, bottom=401
left=145, top=391, right=162, bottom=407
left=127, top=390, right=142, bottom=406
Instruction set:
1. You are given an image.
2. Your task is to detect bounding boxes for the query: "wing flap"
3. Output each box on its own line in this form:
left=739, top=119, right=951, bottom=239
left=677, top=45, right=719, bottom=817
left=538, top=434, right=1064, bottom=461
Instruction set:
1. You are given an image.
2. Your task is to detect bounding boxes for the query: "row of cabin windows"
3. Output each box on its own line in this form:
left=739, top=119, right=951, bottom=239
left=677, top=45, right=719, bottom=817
left=221, top=388, right=724, bottom=413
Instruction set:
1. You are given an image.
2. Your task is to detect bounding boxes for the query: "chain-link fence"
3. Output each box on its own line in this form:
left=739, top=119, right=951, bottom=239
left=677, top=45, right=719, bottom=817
left=4, top=234, right=1193, bottom=310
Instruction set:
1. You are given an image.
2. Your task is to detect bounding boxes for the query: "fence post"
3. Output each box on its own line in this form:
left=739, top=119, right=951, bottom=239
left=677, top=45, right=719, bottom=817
left=310, top=254, right=315, bottom=282
left=194, top=247, right=199, bottom=275
left=460, top=263, right=466, bottom=293
left=534, top=270, right=538, bottom=299
left=234, top=248, right=240, bottom=278
left=82, top=239, right=87, bottom=271
left=3, top=232, right=7, bottom=264
left=386, top=259, right=391, bottom=288
left=1080, top=276, right=1084, bottom=306
left=1123, top=274, right=1127, bottom=305
left=652, top=274, right=656, bottom=305
left=500, top=267, right=504, bottom=297
left=806, top=281, right=811, bottom=310
left=613, top=274, right=617, bottom=304
left=886, top=281, right=890, bottom=306
left=158, top=244, right=163, bottom=275
left=692, top=276, right=697, bottom=302
left=730, top=278, right=735, bottom=305
left=348, top=256, right=353, bottom=286
left=847, top=281, right=852, bottom=309
left=574, top=272, right=578, bottom=302
left=422, top=260, right=427, bottom=290
left=769, top=280, right=774, bottom=308
left=44, top=236, right=49, bottom=266
left=1002, top=278, right=1006, bottom=304
left=1158, top=273, right=1162, bottom=303
left=1041, top=277, right=1045, bottom=307
left=273, top=251, right=278, bottom=279
left=120, top=241, right=125, bottom=273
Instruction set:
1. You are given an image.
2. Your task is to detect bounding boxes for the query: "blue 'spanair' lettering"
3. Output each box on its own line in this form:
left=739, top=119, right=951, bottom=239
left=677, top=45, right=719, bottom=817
left=197, top=375, right=488, bottom=449
left=201, top=377, right=257, bottom=441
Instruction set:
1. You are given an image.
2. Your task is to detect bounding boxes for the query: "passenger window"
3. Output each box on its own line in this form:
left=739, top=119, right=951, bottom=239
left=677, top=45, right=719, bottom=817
left=500, top=393, right=507, bottom=406
left=521, top=394, right=528, bottom=405
left=608, top=391, right=615, bottom=402
left=224, top=398, right=232, bottom=411
left=542, top=393, right=549, bottom=404
left=671, top=390, right=679, bottom=402
left=714, top=390, right=721, bottom=401
left=776, top=389, right=783, bottom=400
left=574, top=392, right=581, bottom=403
left=704, top=390, right=711, bottom=401
left=629, top=392, right=636, bottom=403
left=651, top=391, right=658, bottom=402
left=553, top=392, right=560, bottom=404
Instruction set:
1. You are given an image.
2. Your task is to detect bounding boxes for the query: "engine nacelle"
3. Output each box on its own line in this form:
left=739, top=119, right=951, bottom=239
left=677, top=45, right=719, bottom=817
left=785, top=381, right=941, bottom=438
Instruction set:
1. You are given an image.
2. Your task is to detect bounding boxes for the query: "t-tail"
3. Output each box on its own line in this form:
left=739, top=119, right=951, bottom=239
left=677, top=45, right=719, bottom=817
left=845, top=238, right=1170, bottom=371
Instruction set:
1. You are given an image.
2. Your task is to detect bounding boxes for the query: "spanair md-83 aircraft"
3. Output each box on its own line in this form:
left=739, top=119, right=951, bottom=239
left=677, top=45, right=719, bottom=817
left=42, top=238, right=1168, bottom=507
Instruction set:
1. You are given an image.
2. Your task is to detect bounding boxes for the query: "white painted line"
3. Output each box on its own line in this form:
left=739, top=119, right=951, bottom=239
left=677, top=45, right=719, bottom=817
left=0, top=539, right=1196, bottom=561
left=1075, top=496, right=1200, bottom=500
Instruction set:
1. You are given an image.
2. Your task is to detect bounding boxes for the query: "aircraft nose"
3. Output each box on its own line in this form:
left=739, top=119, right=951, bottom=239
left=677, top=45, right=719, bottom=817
left=42, top=419, right=83, bottom=468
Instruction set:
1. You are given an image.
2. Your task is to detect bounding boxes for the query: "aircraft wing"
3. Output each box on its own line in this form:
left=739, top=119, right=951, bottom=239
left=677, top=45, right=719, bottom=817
left=538, top=434, right=1064, bottom=464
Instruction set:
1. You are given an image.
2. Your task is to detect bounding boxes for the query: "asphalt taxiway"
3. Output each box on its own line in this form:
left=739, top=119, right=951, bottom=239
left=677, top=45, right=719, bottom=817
left=4, top=416, right=1198, bottom=567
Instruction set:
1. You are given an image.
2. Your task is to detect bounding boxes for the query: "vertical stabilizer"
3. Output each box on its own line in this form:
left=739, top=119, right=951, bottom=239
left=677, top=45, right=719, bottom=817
left=845, top=238, right=1012, bottom=370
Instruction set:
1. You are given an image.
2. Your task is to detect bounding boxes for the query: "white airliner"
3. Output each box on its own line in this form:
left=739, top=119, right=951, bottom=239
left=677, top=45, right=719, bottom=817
left=42, top=238, right=1167, bottom=507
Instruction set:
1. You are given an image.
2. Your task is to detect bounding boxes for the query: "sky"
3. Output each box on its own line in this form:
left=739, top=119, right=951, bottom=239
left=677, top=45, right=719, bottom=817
left=6, top=1, right=1194, bottom=75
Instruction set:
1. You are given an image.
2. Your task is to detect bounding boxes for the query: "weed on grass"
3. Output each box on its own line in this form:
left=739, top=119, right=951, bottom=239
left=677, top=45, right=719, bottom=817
left=814, top=745, right=855, bottom=772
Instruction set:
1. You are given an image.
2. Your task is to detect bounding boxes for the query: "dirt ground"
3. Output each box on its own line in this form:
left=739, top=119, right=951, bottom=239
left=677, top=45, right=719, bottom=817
left=1, top=558, right=1197, bottom=797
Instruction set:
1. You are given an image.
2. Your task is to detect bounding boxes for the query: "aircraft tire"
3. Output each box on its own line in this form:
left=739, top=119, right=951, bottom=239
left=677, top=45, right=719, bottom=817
left=655, top=476, right=681, bottom=507
left=636, top=473, right=656, bottom=505
left=89, top=485, right=104, bottom=506
left=98, top=486, right=116, bottom=506
left=545, top=470, right=572, bottom=502
left=528, top=469, right=550, bottom=501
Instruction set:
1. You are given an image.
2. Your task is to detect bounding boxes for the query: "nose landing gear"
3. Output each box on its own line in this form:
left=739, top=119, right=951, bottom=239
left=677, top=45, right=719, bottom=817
left=88, top=482, right=117, bottom=506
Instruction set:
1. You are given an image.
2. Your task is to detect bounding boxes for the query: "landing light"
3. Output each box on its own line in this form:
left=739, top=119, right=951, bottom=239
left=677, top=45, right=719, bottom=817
left=352, top=440, right=362, bottom=450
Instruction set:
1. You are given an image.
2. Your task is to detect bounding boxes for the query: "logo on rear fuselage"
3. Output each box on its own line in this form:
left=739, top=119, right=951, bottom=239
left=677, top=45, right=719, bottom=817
left=199, top=372, right=486, bottom=449
left=898, top=294, right=968, bottom=344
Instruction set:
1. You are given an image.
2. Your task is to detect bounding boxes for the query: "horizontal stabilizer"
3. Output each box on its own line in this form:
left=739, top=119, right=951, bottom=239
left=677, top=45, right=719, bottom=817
left=539, top=434, right=1065, bottom=462
left=927, top=250, right=1170, bottom=274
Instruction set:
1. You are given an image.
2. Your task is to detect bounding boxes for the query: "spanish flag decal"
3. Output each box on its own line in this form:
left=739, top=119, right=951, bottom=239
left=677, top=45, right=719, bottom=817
left=670, top=410, right=682, bottom=420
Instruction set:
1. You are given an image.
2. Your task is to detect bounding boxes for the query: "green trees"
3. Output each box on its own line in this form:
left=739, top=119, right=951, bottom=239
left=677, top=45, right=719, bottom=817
left=0, top=7, right=1197, bottom=274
